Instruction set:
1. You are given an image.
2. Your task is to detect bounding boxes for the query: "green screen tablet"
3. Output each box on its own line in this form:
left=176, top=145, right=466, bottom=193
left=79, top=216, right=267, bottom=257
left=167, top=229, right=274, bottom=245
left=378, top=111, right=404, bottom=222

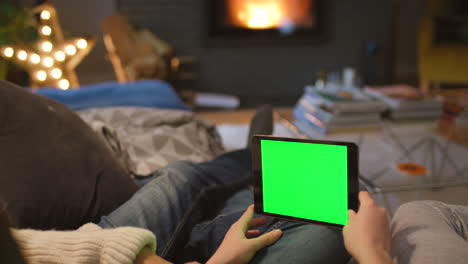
left=251, top=135, right=359, bottom=228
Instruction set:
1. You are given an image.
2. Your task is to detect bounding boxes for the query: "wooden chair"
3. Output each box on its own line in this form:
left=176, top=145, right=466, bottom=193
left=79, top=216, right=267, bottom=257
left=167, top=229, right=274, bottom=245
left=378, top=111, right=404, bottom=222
left=101, top=14, right=174, bottom=82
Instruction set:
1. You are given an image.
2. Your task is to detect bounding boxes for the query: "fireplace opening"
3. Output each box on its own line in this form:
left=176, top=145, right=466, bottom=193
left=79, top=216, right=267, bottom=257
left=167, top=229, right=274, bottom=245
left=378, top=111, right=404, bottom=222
left=207, top=0, right=324, bottom=44
left=228, top=0, right=314, bottom=31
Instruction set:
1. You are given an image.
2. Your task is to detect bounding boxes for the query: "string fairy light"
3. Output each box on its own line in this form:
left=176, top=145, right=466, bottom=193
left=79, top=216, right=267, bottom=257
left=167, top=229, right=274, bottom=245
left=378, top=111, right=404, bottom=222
left=76, top=39, right=88, bottom=49
left=40, top=41, right=53, bottom=52
left=58, top=79, right=70, bottom=90
left=36, top=70, right=47, bottom=81
left=54, top=51, right=66, bottom=61
left=40, top=10, right=51, bottom=20
left=0, top=3, right=96, bottom=89
left=41, top=26, right=52, bottom=36
left=64, top=44, right=77, bottom=56
left=51, top=68, right=62, bottom=79
left=30, top=53, right=41, bottom=64
left=3, top=47, right=14, bottom=58
left=17, top=50, right=28, bottom=61
left=43, top=56, right=54, bottom=67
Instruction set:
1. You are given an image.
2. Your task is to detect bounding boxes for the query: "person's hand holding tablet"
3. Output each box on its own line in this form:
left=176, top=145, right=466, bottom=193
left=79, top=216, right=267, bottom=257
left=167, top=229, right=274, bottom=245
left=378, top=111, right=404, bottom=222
left=251, top=137, right=392, bottom=262
left=343, top=191, right=392, bottom=264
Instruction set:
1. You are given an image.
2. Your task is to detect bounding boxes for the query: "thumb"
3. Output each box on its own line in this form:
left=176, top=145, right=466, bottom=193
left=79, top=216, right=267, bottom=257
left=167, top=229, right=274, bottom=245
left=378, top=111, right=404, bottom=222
left=251, top=229, right=282, bottom=250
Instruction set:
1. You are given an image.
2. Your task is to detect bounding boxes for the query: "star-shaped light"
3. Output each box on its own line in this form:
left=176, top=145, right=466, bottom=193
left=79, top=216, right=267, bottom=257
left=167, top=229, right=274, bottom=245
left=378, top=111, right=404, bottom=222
left=0, top=3, right=96, bottom=90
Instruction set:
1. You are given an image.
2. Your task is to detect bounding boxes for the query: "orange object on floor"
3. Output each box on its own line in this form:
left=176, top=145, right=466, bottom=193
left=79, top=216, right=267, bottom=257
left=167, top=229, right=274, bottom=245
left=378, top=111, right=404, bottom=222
left=396, top=163, right=428, bottom=176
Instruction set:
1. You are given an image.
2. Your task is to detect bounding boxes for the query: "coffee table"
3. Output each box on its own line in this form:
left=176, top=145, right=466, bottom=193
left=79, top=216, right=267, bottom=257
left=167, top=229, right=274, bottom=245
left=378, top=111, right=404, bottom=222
left=276, top=112, right=468, bottom=213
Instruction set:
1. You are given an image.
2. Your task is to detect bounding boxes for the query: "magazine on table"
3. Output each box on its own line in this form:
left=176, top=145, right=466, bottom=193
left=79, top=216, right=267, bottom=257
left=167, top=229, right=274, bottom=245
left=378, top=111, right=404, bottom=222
left=304, top=85, right=388, bottom=114
left=296, top=96, right=381, bottom=125
left=364, top=85, right=442, bottom=111
left=293, top=103, right=381, bottom=135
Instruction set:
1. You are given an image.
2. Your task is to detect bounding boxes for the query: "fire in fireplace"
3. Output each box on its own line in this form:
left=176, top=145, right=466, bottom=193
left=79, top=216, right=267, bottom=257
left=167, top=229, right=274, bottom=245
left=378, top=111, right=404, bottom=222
left=228, top=0, right=314, bottom=31
left=207, top=0, right=323, bottom=44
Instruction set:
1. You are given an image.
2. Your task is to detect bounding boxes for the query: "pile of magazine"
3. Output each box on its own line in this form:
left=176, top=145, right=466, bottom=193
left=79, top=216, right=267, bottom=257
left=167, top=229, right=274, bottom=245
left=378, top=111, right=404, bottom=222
left=364, top=85, right=442, bottom=122
left=293, top=85, right=387, bottom=135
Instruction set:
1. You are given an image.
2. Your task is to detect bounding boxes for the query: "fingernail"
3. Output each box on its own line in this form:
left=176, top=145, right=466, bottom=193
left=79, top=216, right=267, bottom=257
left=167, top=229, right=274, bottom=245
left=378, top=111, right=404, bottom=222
left=273, top=229, right=282, bottom=236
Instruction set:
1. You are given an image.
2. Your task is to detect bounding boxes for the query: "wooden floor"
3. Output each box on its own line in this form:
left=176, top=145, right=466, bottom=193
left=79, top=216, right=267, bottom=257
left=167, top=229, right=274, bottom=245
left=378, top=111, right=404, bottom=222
left=196, top=107, right=293, bottom=125
left=197, top=107, right=468, bottom=147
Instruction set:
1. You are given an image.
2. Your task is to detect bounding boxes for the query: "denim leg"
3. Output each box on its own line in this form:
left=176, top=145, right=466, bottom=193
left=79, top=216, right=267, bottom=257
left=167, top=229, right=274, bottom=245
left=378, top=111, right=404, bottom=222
left=181, top=188, right=349, bottom=263
left=218, top=188, right=254, bottom=215
left=250, top=222, right=349, bottom=264
left=98, top=149, right=251, bottom=257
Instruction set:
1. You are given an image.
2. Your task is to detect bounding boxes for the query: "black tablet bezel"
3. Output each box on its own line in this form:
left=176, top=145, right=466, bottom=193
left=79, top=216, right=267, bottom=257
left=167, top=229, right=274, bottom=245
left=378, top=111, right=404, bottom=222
left=252, top=135, right=359, bottom=229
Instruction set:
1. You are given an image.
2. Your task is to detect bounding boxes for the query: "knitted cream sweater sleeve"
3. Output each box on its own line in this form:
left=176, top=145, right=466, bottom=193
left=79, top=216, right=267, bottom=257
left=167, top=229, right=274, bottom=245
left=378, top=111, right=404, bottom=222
left=11, top=223, right=157, bottom=264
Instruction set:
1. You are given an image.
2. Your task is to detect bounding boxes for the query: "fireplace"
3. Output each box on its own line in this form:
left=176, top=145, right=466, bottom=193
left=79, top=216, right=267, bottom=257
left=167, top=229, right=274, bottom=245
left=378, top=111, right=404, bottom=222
left=207, top=0, right=324, bottom=45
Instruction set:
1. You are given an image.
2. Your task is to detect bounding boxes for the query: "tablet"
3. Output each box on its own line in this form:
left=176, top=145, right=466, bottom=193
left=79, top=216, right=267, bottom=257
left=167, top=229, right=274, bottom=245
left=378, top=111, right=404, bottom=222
left=252, top=135, right=359, bottom=229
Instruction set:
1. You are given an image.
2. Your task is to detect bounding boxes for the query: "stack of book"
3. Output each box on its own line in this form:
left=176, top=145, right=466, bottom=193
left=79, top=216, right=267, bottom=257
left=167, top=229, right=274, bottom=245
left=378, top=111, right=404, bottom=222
left=364, top=85, right=442, bottom=122
left=293, top=85, right=387, bottom=135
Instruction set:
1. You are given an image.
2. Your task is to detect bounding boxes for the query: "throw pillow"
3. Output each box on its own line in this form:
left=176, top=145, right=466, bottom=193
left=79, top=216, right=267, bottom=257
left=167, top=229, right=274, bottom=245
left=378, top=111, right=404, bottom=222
left=0, top=80, right=138, bottom=230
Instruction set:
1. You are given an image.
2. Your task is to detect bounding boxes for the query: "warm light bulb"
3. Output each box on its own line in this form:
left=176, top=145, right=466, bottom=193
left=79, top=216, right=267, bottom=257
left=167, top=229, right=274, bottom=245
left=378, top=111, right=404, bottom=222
left=17, top=50, right=28, bottom=61
left=41, top=26, right=52, bottom=36
left=3, top=47, right=14, bottom=58
left=40, top=10, right=51, bottom=20
left=41, top=41, right=53, bottom=52
left=30, top=53, right=41, bottom=64
left=65, top=45, right=76, bottom=55
left=43, top=57, right=54, bottom=67
left=76, top=39, right=88, bottom=49
left=51, top=68, right=62, bottom=79
left=58, top=79, right=70, bottom=90
left=36, top=70, right=47, bottom=81
left=54, top=51, right=66, bottom=61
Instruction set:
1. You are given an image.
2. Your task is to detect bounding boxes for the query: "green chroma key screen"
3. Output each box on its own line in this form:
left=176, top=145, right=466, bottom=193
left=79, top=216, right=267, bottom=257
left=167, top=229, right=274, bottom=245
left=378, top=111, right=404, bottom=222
left=260, top=139, right=348, bottom=225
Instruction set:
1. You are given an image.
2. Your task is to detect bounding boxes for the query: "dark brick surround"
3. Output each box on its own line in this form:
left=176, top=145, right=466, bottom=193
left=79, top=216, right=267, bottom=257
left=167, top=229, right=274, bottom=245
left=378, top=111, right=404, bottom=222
left=117, top=0, right=394, bottom=106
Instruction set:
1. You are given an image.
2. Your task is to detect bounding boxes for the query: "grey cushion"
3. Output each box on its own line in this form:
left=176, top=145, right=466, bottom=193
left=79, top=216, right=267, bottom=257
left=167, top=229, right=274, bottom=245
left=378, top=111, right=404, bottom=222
left=0, top=80, right=138, bottom=230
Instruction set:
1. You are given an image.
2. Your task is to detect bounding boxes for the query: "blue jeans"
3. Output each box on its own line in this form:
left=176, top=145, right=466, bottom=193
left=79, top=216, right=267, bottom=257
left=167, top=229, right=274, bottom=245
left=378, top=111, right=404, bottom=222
left=98, top=149, right=349, bottom=263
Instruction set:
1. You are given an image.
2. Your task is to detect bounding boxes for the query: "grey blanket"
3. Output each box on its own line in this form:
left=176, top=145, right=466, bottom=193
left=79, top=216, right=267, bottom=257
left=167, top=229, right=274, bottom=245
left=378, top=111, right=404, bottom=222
left=78, top=107, right=225, bottom=177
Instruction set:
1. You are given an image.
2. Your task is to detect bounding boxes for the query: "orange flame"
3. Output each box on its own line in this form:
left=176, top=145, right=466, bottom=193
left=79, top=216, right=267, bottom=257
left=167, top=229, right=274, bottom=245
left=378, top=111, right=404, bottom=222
left=228, top=0, right=313, bottom=30
left=237, top=2, right=282, bottom=29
